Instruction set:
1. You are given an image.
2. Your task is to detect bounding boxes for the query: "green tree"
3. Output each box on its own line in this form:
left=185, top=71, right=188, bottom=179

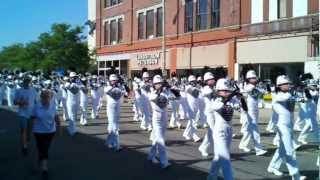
left=0, top=23, right=93, bottom=72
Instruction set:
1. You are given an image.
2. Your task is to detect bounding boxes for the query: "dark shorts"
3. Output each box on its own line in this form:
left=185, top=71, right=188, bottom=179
left=19, top=117, right=31, bottom=129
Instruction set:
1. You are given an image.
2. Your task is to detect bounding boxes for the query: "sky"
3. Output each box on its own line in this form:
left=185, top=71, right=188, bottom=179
left=0, top=0, right=88, bottom=48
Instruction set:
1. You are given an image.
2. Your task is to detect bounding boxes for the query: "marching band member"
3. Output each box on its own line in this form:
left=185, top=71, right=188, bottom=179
left=297, top=79, right=319, bottom=144
left=138, top=72, right=152, bottom=131
left=90, top=75, right=102, bottom=120
left=132, top=77, right=143, bottom=122
left=148, top=75, right=171, bottom=169
left=267, top=75, right=306, bottom=180
left=53, top=79, right=62, bottom=111
left=183, top=75, right=201, bottom=142
left=207, top=78, right=246, bottom=180
left=238, top=70, right=267, bottom=156
left=65, top=72, right=80, bottom=136
left=168, top=76, right=182, bottom=129
left=6, top=75, right=16, bottom=107
left=198, top=72, right=215, bottom=157
left=60, top=76, right=69, bottom=121
left=195, top=76, right=207, bottom=128
left=79, top=77, right=89, bottom=126
left=104, top=74, right=126, bottom=151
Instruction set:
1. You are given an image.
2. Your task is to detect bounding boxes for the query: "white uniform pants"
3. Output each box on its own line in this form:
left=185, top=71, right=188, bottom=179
left=199, top=111, right=214, bottom=154
left=208, top=122, right=233, bottom=180
left=148, top=110, right=168, bottom=166
left=105, top=103, right=121, bottom=149
left=139, top=97, right=152, bottom=130
left=67, top=102, right=79, bottom=135
left=268, top=124, right=299, bottom=176
left=239, top=112, right=264, bottom=152
left=169, top=100, right=181, bottom=128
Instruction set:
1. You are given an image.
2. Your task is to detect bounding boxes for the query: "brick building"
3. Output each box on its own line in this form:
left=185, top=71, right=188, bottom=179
left=93, top=0, right=319, bottom=81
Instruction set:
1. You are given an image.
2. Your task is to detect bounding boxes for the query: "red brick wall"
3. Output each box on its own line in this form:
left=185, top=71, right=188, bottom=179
left=240, top=0, right=251, bottom=25
left=263, top=0, right=269, bottom=21
left=96, top=0, right=318, bottom=53
left=308, top=0, right=319, bottom=14
left=220, top=0, right=241, bottom=27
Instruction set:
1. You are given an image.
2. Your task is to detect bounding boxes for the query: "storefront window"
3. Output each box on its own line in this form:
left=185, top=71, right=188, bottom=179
left=185, top=0, right=194, bottom=32
left=196, top=0, right=207, bottom=30
left=240, top=63, right=304, bottom=84
left=146, top=10, right=155, bottom=39
left=211, top=0, right=220, bottom=28
left=106, top=61, right=112, bottom=67
left=99, top=61, right=106, bottom=68
left=113, top=60, right=119, bottom=67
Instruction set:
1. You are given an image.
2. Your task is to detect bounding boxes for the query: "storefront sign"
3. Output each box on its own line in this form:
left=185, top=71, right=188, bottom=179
left=136, top=53, right=160, bottom=66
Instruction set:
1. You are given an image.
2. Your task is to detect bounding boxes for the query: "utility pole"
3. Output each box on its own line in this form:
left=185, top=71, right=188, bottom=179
left=162, top=0, right=167, bottom=77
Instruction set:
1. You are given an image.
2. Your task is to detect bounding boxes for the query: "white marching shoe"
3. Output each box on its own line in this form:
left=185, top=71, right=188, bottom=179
left=267, top=167, right=283, bottom=176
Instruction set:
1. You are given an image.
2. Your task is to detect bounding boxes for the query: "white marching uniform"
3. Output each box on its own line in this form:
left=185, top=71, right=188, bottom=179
left=132, top=80, right=142, bottom=122
left=297, top=89, right=319, bottom=144
left=268, top=91, right=304, bottom=178
left=294, top=93, right=307, bottom=131
left=198, top=85, right=215, bottom=156
left=66, top=81, right=80, bottom=135
left=183, top=83, right=201, bottom=141
left=207, top=96, right=240, bottom=180
left=239, top=83, right=266, bottom=155
left=148, top=88, right=170, bottom=168
left=138, top=81, right=152, bottom=130
left=53, top=81, right=62, bottom=111
left=104, top=84, right=125, bottom=150
left=6, top=81, right=16, bottom=107
left=195, top=87, right=207, bottom=128
left=79, top=84, right=89, bottom=125
left=90, top=82, right=102, bottom=119
left=266, top=92, right=277, bottom=133
left=168, top=84, right=181, bottom=128
left=178, top=87, right=190, bottom=120
left=61, top=83, right=69, bottom=121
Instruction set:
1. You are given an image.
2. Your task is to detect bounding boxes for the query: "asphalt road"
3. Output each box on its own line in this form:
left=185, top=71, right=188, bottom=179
left=0, top=102, right=319, bottom=180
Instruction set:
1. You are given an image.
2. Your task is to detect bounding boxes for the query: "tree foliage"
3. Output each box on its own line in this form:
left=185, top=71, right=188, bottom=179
left=0, top=23, right=93, bottom=73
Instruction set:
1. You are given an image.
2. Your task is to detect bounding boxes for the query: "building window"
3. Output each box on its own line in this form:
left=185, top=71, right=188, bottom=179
left=292, top=0, right=307, bottom=17
left=138, top=13, right=145, bottom=39
left=211, top=0, right=220, bottom=28
left=251, top=0, right=263, bottom=23
left=110, top=20, right=117, bottom=44
left=196, top=0, right=207, bottom=30
left=146, top=10, right=155, bottom=39
left=185, top=0, right=194, bottom=32
left=105, top=0, right=122, bottom=8
left=104, top=22, right=109, bottom=45
left=156, top=7, right=163, bottom=37
left=118, top=18, right=123, bottom=43
left=277, top=0, right=287, bottom=18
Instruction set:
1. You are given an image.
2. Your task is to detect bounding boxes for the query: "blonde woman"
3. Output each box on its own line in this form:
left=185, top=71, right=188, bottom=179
left=31, top=89, right=60, bottom=177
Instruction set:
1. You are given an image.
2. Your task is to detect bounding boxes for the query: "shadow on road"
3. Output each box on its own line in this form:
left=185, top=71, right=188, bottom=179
left=0, top=108, right=208, bottom=180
